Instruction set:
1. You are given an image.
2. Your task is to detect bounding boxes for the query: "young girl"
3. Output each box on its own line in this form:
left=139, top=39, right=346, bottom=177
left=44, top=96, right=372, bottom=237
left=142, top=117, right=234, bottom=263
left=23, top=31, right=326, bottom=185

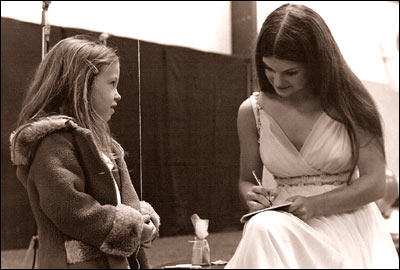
left=226, top=4, right=399, bottom=268
left=10, top=35, right=160, bottom=269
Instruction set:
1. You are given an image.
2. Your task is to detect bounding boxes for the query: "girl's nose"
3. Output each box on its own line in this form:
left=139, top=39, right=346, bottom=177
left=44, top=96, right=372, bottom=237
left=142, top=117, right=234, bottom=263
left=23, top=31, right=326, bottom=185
left=115, top=89, right=121, bottom=101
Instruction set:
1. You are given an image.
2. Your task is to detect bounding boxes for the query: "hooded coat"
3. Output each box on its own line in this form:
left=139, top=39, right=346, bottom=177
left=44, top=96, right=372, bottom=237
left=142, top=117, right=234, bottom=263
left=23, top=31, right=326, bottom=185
left=9, top=115, right=160, bottom=269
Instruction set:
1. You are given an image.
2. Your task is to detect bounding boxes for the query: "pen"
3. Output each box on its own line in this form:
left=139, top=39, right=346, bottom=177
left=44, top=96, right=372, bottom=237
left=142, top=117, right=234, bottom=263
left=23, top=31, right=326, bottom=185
left=252, top=170, right=273, bottom=206
left=251, top=170, right=263, bottom=186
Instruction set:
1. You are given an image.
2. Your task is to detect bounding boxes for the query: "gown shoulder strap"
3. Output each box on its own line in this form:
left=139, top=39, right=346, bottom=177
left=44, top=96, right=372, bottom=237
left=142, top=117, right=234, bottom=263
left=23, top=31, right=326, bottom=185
left=249, top=92, right=261, bottom=142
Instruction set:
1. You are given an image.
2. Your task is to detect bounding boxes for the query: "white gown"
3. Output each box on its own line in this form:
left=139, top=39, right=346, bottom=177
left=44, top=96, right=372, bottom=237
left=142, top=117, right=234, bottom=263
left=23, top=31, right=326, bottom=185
left=225, top=92, right=399, bottom=269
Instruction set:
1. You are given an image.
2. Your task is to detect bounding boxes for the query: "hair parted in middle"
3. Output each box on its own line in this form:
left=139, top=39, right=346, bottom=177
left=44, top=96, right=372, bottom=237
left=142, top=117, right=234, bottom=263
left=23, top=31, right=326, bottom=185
left=18, top=34, right=122, bottom=160
left=255, top=3, right=385, bottom=184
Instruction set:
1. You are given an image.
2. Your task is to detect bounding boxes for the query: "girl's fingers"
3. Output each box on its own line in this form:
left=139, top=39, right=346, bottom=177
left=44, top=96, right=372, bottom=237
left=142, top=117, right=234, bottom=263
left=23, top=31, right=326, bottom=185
left=142, top=214, right=151, bottom=223
left=141, top=241, right=151, bottom=248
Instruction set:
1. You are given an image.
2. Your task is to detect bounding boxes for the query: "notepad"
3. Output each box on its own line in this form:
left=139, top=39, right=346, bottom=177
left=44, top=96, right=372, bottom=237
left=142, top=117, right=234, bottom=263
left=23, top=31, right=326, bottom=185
left=240, top=202, right=293, bottom=223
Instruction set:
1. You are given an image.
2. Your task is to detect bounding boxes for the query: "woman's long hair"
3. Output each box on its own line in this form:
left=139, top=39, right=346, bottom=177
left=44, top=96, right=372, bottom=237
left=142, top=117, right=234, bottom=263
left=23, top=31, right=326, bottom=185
left=255, top=4, right=385, bottom=183
left=17, top=35, right=122, bottom=160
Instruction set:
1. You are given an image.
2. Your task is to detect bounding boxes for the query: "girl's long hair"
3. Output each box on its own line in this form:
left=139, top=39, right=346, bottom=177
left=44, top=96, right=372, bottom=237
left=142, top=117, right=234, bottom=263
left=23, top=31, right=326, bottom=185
left=255, top=4, right=385, bottom=183
left=18, top=35, right=122, bottom=161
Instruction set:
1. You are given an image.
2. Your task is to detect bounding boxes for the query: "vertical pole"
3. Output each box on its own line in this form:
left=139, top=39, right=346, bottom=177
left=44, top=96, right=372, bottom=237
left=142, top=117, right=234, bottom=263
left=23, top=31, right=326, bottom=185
left=41, top=1, right=51, bottom=60
left=138, top=39, right=143, bottom=200
left=231, top=1, right=257, bottom=95
left=231, top=1, right=257, bottom=59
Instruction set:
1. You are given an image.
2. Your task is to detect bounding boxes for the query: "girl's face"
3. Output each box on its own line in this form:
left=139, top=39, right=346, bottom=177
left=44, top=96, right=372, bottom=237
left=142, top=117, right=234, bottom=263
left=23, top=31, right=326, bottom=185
left=90, top=61, right=121, bottom=122
left=262, top=56, right=310, bottom=99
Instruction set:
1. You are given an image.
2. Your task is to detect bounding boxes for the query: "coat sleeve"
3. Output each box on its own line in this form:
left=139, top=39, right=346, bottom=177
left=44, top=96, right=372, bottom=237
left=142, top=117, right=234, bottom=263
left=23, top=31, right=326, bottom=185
left=29, top=132, right=143, bottom=256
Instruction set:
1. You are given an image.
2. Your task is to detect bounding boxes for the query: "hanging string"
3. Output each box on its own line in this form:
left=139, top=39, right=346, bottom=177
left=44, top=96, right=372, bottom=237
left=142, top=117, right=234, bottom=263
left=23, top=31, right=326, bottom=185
left=138, top=38, right=143, bottom=200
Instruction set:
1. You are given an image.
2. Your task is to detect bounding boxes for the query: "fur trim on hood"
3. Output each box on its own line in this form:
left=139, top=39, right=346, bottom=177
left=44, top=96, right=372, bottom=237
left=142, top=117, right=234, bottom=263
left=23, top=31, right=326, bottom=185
left=9, top=115, right=78, bottom=166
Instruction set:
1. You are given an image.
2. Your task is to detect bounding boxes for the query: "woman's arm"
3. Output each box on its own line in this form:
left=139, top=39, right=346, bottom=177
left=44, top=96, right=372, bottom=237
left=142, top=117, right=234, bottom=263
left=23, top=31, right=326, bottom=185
left=237, top=98, right=274, bottom=211
left=289, top=129, right=386, bottom=220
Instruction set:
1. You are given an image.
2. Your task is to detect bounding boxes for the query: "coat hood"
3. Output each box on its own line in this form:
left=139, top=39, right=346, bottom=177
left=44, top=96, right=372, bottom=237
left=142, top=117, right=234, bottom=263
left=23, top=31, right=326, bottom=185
left=9, top=115, right=78, bottom=187
left=10, top=115, right=78, bottom=166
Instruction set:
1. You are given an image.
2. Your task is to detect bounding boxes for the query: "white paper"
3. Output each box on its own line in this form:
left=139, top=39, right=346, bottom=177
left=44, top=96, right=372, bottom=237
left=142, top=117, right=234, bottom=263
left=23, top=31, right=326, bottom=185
left=240, top=202, right=293, bottom=223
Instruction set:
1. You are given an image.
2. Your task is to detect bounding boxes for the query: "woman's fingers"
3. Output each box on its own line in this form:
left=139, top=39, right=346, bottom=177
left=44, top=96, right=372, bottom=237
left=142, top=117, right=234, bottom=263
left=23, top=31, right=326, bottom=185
left=246, top=192, right=272, bottom=210
left=257, top=193, right=272, bottom=207
left=252, top=185, right=267, bottom=196
left=246, top=186, right=284, bottom=212
left=268, top=189, right=279, bottom=200
left=286, top=197, right=309, bottom=221
left=286, top=196, right=297, bottom=202
left=286, top=196, right=300, bottom=212
left=247, top=200, right=266, bottom=212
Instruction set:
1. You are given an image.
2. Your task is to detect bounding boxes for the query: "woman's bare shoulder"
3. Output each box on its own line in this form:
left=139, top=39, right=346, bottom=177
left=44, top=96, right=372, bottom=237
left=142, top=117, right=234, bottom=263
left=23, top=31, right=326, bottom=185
left=239, top=96, right=252, bottom=110
left=237, top=96, right=258, bottom=135
left=238, top=97, right=254, bottom=119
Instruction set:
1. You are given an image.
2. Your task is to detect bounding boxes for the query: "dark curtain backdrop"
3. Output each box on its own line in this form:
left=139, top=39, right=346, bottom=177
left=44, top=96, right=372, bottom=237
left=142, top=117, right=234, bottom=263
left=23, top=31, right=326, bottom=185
left=1, top=17, right=249, bottom=249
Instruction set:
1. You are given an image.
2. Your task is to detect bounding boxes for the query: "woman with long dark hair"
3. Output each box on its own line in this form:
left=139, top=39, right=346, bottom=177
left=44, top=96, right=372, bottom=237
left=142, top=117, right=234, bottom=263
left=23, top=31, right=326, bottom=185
left=227, top=4, right=398, bottom=268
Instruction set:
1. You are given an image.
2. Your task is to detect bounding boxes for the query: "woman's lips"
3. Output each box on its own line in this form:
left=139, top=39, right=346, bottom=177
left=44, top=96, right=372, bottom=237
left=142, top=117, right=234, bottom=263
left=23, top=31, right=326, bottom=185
left=276, top=86, right=289, bottom=90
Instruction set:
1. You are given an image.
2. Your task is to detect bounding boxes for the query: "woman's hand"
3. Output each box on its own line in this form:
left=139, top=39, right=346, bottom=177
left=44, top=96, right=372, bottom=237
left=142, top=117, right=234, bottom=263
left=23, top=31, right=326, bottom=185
left=286, top=196, right=316, bottom=221
left=245, top=186, right=279, bottom=212
left=141, top=214, right=157, bottom=248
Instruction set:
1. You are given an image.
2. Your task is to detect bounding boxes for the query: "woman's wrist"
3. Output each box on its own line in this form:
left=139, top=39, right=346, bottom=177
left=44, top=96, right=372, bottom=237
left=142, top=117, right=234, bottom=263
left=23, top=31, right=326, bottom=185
left=309, top=195, right=324, bottom=217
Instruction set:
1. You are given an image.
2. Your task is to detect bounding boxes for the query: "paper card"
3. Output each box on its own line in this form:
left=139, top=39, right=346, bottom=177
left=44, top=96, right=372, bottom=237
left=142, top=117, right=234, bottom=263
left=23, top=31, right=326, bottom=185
left=240, top=202, right=293, bottom=223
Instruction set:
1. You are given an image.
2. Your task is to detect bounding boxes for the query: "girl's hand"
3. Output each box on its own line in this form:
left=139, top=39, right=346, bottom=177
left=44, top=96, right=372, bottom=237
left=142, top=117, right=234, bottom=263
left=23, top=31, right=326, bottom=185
left=141, top=214, right=157, bottom=248
left=286, top=196, right=316, bottom=221
left=245, top=186, right=279, bottom=212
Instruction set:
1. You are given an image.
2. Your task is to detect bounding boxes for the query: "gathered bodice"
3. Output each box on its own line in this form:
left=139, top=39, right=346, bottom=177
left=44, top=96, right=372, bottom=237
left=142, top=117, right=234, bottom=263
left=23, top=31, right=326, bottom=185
left=250, top=92, right=353, bottom=179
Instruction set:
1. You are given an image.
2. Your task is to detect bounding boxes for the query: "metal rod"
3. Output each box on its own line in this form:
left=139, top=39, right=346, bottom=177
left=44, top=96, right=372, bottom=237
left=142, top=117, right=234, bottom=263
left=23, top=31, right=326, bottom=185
left=138, top=38, right=143, bottom=200
left=41, top=1, right=51, bottom=60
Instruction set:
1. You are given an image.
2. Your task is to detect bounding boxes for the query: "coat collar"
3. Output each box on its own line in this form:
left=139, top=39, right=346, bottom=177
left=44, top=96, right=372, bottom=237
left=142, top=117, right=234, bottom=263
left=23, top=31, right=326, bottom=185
left=10, top=115, right=79, bottom=166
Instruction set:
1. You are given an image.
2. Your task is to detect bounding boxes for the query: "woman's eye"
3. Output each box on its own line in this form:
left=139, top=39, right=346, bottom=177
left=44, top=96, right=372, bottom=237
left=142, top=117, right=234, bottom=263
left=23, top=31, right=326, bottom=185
left=286, top=71, right=298, bottom=76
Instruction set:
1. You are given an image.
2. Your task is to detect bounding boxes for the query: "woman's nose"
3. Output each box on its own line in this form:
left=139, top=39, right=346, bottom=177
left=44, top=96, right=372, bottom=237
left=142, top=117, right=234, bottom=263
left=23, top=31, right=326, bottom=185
left=273, top=73, right=285, bottom=87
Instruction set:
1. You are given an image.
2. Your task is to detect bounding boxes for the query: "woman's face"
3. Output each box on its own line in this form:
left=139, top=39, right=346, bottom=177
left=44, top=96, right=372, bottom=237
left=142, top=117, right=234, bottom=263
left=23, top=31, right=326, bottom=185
left=90, top=61, right=121, bottom=122
left=262, top=56, right=310, bottom=99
